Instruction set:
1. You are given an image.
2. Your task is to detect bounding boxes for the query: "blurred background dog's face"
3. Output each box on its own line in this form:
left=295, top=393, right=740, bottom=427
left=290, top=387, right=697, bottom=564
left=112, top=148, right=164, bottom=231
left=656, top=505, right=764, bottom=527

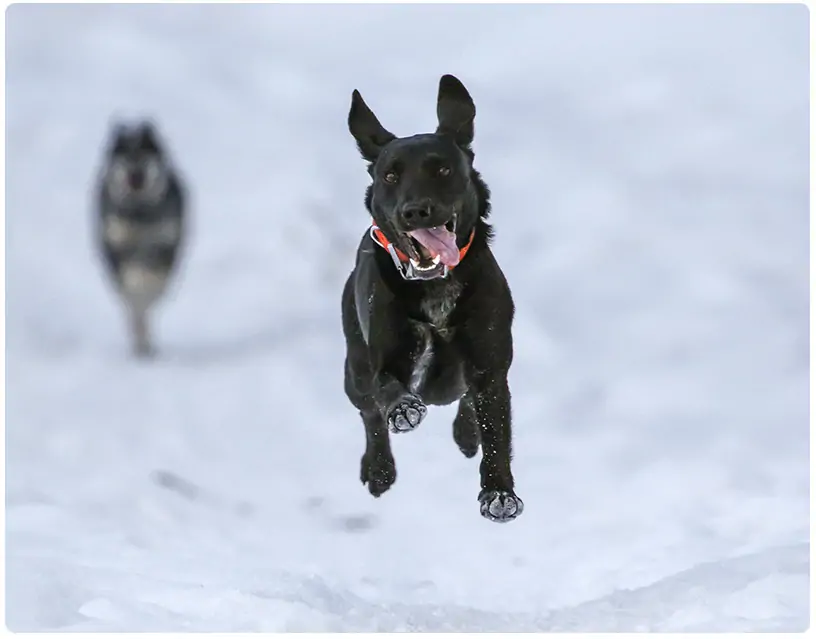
left=104, top=123, right=170, bottom=204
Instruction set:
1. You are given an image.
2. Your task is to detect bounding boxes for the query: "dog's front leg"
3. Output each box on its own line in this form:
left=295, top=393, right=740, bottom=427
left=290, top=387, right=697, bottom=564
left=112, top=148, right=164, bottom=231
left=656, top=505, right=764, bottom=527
left=470, top=374, right=523, bottom=522
left=367, top=313, right=428, bottom=434
left=129, top=307, right=154, bottom=357
left=459, top=314, right=524, bottom=523
left=370, top=343, right=428, bottom=434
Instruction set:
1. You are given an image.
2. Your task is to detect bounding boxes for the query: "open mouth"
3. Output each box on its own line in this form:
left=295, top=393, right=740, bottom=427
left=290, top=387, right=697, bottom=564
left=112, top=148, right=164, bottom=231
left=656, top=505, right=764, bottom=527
left=402, top=215, right=459, bottom=272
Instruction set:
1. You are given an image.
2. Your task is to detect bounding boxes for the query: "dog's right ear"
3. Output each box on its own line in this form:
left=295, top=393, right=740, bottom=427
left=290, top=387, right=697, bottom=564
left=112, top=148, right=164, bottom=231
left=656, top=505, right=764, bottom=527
left=136, top=120, right=163, bottom=154
left=348, top=89, right=395, bottom=163
left=107, top=120, right=130, bottom=155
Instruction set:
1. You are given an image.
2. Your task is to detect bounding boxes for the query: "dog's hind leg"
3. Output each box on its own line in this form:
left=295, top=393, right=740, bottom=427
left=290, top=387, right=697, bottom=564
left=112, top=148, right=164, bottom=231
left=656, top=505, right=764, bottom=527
left=453, top=392, right=480, bottom=458
left=359, top=405, right=397, bottom=497
left=343, top=275, right=398, bottom=496
left=345, top=359, right=398, bottom=497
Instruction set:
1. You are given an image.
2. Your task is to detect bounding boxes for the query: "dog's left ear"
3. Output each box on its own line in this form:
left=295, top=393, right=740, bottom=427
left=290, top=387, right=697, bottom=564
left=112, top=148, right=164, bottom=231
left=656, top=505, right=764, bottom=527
left=436, top=74, right=475, bottom=148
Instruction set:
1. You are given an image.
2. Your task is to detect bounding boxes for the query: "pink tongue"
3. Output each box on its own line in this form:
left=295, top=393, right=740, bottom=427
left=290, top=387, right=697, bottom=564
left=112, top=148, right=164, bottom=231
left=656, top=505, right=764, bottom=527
left=407, top=226, right=460, bottom=267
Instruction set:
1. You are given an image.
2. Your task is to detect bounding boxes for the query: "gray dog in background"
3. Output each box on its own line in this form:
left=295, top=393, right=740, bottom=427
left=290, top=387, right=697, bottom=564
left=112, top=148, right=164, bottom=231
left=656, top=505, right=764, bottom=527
left=95, top=120, right=187, bottom=357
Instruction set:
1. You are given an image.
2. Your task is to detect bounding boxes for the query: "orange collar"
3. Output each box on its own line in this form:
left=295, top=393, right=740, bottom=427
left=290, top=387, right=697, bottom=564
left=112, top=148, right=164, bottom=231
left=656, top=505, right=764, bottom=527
left=369, top=221, right=475, bottom=268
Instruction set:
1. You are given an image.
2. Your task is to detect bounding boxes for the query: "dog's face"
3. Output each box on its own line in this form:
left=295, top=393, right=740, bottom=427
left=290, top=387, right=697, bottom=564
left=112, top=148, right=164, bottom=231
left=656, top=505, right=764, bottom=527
left=103, top=121, right=170, bottom=204
left=349, top=75, right=480, bottom=276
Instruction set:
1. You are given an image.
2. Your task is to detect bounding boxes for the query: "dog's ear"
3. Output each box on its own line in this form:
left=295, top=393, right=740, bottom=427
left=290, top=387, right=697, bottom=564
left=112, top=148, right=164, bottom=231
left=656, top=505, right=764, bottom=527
left=348, top=89, right=396, bottom=163
left=136, top=120, right=162, bottom=153
left=107, top=120, right=131, bottom=155
left=436, top=74, right=475, bottom=148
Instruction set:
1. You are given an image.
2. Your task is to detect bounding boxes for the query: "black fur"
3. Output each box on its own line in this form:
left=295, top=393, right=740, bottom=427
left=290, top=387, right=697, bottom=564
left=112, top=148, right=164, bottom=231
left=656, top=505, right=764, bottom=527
left=95, top=120, right=187, bottom=357
left=341, top=75, right=523, bottom=523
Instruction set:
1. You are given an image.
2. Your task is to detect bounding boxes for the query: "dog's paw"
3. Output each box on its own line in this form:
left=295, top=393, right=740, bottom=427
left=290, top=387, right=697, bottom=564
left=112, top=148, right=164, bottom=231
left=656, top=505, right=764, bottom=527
left=453, top=417, right=480, bottom=458
left=386, top=396, right=427, bottom=434
left=133, top=342, right=156, bottom=359
left=479, top=490, right=524, bottom=523
left=360, top=452, right=396, bottom=497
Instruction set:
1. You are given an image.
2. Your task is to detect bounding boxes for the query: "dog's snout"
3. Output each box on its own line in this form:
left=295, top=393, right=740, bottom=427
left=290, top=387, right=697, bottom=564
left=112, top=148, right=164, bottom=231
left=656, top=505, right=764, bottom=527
left=403, top=207, right=431, bottom=221
left=400, top=202, right=433, bottom=227
left=128, top=169, right=146, bottom=190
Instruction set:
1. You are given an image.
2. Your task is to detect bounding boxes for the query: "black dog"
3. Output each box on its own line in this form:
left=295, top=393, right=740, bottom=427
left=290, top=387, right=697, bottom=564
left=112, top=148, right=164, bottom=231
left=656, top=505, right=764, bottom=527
left=341, top=75, right=523, bottom=523
left=95, top=120, right=187, bottom=357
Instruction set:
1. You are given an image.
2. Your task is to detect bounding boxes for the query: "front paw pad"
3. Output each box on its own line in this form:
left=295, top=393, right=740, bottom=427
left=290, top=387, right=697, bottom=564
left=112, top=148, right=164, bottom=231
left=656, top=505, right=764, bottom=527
left=387, top=397, right=427, bottom=434
left=479, top=490, right=524, bottom=523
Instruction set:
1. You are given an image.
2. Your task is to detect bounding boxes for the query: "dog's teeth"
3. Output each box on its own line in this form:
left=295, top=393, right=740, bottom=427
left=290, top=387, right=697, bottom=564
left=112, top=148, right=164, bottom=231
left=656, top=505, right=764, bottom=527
left=409, top=255, right=441, bottom=272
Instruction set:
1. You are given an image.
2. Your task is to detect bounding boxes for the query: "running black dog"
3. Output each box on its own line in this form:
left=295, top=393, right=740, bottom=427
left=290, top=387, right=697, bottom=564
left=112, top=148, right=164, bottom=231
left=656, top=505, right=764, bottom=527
left=341, top=74, right=524, bottom=523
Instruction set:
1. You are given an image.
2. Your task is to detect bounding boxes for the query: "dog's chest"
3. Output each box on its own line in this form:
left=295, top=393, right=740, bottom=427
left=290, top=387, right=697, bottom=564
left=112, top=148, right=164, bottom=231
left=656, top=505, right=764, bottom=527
left=103, top=214, right=181, bottom=249
left=408, top=279, right=463, bottom=394
left=417, top=279, right=463, bottom=331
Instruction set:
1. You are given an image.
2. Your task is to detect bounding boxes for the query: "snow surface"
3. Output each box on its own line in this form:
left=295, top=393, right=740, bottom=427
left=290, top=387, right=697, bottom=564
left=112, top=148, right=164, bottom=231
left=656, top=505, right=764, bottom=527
left=5, top=3, right=810, bottom=632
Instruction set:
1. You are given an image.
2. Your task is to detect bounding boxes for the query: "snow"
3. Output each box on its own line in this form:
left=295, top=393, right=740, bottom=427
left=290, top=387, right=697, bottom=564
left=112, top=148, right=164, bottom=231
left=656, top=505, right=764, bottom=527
left=4, top=2, right=810, bottom=632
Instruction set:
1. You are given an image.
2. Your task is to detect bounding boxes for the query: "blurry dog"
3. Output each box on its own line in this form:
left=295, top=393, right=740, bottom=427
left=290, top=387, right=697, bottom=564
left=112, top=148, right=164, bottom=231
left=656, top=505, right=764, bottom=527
left=95, top=120, right=186, bottom=357
left=341, top=75, right=524, bottom=523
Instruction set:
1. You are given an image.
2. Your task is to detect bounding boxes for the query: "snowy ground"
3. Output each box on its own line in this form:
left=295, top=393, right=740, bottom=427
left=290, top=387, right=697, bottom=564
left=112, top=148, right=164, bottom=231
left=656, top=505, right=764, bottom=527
left=4, top=3, right=810, bottom=632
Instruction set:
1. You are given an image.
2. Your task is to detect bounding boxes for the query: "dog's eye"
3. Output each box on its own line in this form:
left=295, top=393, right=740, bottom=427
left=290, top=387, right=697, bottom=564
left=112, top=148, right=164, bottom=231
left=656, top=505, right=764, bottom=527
left=437, top=166, right=451, bottom=177
left=383, top=171, right=398, bottom=184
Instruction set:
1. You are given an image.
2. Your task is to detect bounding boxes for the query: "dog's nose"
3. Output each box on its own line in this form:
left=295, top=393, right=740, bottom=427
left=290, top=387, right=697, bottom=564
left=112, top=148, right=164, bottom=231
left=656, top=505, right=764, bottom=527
left=128, top=169, right=146, bottom=190
left=400, top=203, right=433, bottom=227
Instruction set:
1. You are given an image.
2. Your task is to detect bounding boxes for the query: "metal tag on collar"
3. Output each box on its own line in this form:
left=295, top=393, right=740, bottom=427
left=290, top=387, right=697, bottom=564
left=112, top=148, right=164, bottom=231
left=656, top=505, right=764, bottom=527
left=386, top=243, right=410, bottom=277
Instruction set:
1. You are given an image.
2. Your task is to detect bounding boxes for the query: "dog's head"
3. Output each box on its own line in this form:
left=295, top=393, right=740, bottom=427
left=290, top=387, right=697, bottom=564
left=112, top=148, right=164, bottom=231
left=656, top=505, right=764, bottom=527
left=349, top=75, right=489, bottom=278
left=102, top=120, right=171, bottom=204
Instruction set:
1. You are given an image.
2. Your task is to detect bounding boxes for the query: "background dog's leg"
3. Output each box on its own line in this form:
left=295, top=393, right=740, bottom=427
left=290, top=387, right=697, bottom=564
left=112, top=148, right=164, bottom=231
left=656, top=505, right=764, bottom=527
left=129, top=307, right=154, bottom=358
left=119, top=262, right=167, bottom=358
left=453, top=392, right=480, bottom=458
left=359, top=406, right=396, bottom=497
